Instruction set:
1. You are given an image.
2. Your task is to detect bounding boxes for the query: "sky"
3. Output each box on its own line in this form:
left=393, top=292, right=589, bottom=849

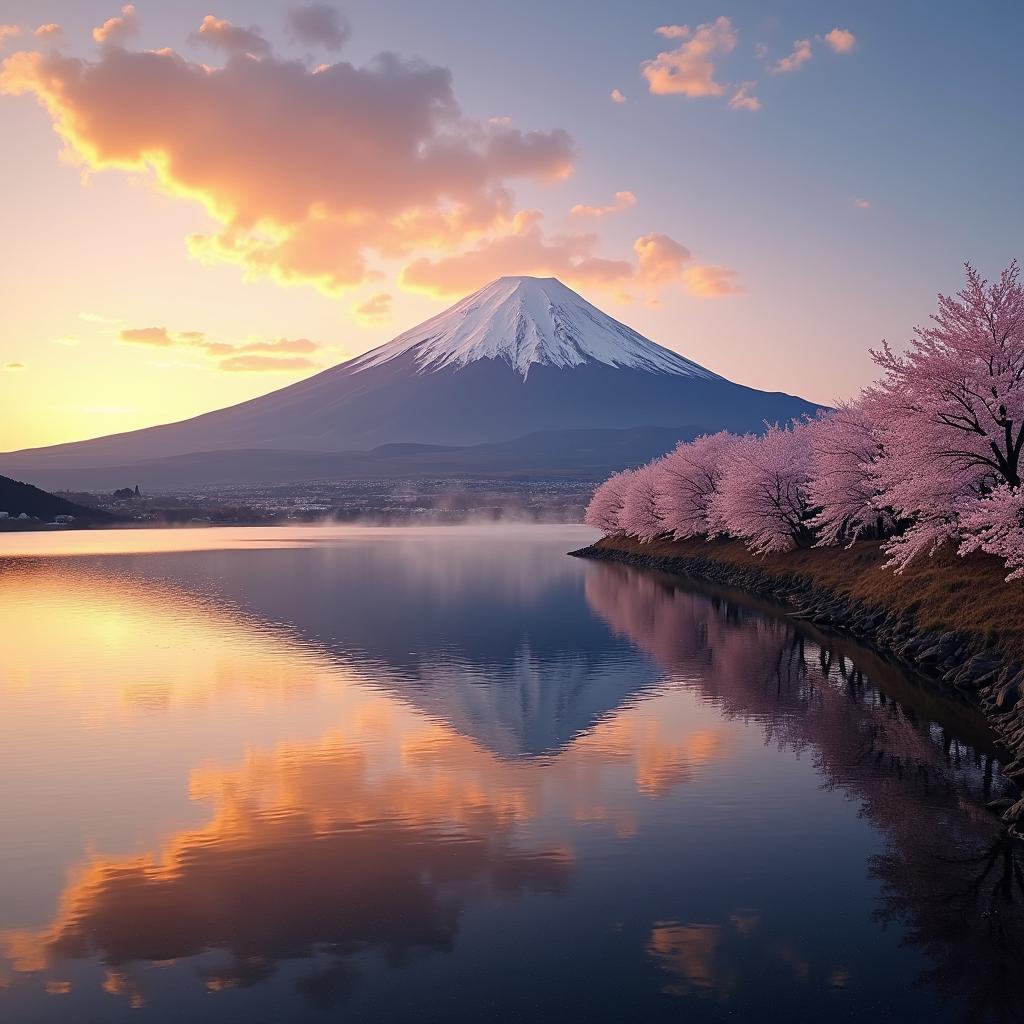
left=1, top=0, right=1022, bottom=452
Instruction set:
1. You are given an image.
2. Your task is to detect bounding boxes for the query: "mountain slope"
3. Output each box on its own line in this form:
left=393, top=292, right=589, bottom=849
left=0, top=276, right=822, bottom=484
left=0, top=475, right=118, bottom=522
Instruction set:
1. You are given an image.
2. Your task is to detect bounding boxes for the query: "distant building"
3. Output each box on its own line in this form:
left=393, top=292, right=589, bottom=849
left=53, top=514, right=75, bottom=524
left=0, top=511, right=8, bottom=519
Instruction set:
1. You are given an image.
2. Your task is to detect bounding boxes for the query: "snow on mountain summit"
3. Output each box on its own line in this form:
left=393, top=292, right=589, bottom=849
left=354, top=276, right=719, bottom=379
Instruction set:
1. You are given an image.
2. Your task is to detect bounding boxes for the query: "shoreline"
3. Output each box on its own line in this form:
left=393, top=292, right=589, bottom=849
left=571, top=535, right=1024, bottom=832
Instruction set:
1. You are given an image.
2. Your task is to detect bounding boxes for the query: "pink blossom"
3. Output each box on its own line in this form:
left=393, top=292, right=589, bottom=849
left=712, top=421, right=815, bottom=554
left=619, top=461, right=666, bottom=540
left=958, top=485, right=1024, bottom=581
left=584, top=468, right=634, bottom=532
left=867, top=262, right=1024, bottom=570
left=807, top=402, right=891, bottom=546
left=655, top=431, right=740, bottom=538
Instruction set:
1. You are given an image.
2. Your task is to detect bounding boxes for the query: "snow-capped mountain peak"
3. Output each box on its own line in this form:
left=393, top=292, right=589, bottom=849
left=353, top=276, right=719, bottom=379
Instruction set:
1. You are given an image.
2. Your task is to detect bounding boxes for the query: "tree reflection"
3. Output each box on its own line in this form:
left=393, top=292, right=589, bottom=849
left=586, top=562, right=1023, bottom=1022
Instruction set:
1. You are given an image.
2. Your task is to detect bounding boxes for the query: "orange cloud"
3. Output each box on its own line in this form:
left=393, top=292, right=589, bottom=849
left=400, top=210, right=633, bottom=297
left=609, top=88, right=626, bottom=104
left=728, top=82, right=760, bottom=112
left=570, top=190, right=636, bottom=218
left=218, top=354, right=317, bottom=372
left=0, top=25, right=20, bottom=47
left=119, top=326, right=172, bottom=346
left=684, top=264, right=742, bottom=296
left=824, top=28, right=856, bottom=54
left=655, top=25, right=689, bottom=40
left=3, top=362, right=25, bottom=371
left=401, top=215, right=738, bottom=300
left=288, top=3, right=351, bottom=51
left=771, top=38, right=812, bottom=73
left=641, top=16, right=736, bottom=98
left=92, top=5, right=138, bottom=46
left=352, top=291, right=392, bottom=325
left=119, top=326, right=321, bottom=368
left=34, top=24, right=62, bottom=41
left=190, top=16, right=271, bottom=57
left=1, top=43, right=574, bottom=295
left=634, top=232, right=691, bottom=284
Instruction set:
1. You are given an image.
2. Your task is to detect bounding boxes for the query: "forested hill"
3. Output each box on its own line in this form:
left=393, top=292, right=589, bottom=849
left=0, top=475, right=118, bottom=523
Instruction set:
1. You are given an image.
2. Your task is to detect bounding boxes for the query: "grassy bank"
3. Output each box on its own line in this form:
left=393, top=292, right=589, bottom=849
left=589, top=534, right=1023, bottom=658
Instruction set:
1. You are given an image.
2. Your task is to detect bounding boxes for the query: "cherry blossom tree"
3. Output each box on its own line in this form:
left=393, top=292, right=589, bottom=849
left=806, top=402, right=892, bottom=546
left=712, top=421, right=816, bottom=554
left=655, top=431, right=740, bottom=538
left=584, top=468, right=634, bottom=533
left=619, top=460, right=666, bottom=540
left=868, top=262, right=1024, bottom=569
left=958, top=485, right=1024, bottom=581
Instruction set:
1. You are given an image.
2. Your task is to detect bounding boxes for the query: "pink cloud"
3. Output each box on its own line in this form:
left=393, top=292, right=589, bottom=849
left=610, top=88, right=626, bottom=104
left=684, top=264, right=742, bottom=296
left=655, top=25, right=689, bottom=40
left=771, top=38, right=812, bottom=74
left=851, top=197, right=870, bottom=209
left=570, top=191, right=637, bottom=218
left=190, top=16, right=271, bottom=58
left=2, top=43, right=574, bottom=294
left=34, top=24, right=62, bottom=41
left=92, top=5, right=138, bottom=46
left=641, top=16, right=736, bottom=98
left=728, top=82, right=760, bottom=112
left=824, top=28, right=856, bottom=54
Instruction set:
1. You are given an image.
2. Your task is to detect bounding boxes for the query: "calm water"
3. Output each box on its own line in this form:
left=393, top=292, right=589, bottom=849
left=0, top=524, right=1021, bottom=1023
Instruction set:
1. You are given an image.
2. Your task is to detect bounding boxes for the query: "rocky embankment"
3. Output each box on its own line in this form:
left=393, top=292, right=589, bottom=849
left=572, top=535, right=1024, bottom=836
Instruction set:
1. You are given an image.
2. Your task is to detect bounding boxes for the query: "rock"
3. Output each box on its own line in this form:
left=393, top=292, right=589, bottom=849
left=988, top=797, right=1017, bottom=814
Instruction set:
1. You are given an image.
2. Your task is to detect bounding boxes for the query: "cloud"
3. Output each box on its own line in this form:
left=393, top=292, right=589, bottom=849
left=352, top=292, right=392, bottom=325
left=634, top=232, right=691, bottom=284
left=400, top=210, right=633, bottom=297
left=54, top=336, right=79, bottom=346
left=2, top=43, right=575, bottom=295
left=824, top=28, right=856, bottom=54
left=218, top=354, right=318, bottom=372
left=609, top=88, right=626, bottom=104
left=190, top=16, right=271, bottom=58
left=684, top=264, right=742, bottom=296
left=0, top=25, right=20, bottom=48
left=3, top=362, right=25, bottom=371
left=120, top=326, right=172, bottom=346
left=771, top=38, right=812, bottom=74
left=400, top=213, right=738, bottom=300
left=655, top=25, right=689, bottom=40
left=34, top=24, right=62, bottom=41
left=92, top=5, right=138, bottom=46
left=288, top=3, right=351, bottom=51
left=851, top=197, right=870, bottom=209
left=117, top=325, right=321, bottom=372
left=641, top=16, right=736, bottom=98
left=728, top=82, right=760, bottom=112
left=570, top=191, right=636, bottom=218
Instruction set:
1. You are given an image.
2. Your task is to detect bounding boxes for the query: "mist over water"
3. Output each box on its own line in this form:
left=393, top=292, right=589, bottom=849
left=0, top=525, right=1020, bottom=1022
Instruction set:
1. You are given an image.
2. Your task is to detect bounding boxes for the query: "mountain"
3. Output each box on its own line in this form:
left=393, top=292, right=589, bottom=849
left=11, top=427, right=706, bottom=490
left=0, top=276, right=822, bottom=486
left=0, top=474, right=119, bottom=523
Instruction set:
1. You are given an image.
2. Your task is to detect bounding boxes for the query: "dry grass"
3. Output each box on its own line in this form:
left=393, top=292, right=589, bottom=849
left=594, top=534, right=1024, bottom=657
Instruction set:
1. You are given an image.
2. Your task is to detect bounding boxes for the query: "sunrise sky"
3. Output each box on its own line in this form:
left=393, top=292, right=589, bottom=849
left=1, top=0, right=1021, bottom=451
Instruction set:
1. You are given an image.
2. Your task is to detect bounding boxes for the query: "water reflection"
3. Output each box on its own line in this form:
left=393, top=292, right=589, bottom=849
left=587, top=562, right=1024, bottom=1020
left=0, top=527, right=1021, bottom=1022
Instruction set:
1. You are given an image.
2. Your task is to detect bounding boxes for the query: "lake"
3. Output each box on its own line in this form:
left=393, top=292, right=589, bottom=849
left=0, top=524, right=1020, bottom=1023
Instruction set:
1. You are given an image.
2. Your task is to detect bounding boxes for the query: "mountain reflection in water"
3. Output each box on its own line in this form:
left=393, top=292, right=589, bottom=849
left=0, top=525, right=1020, bottom=1023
